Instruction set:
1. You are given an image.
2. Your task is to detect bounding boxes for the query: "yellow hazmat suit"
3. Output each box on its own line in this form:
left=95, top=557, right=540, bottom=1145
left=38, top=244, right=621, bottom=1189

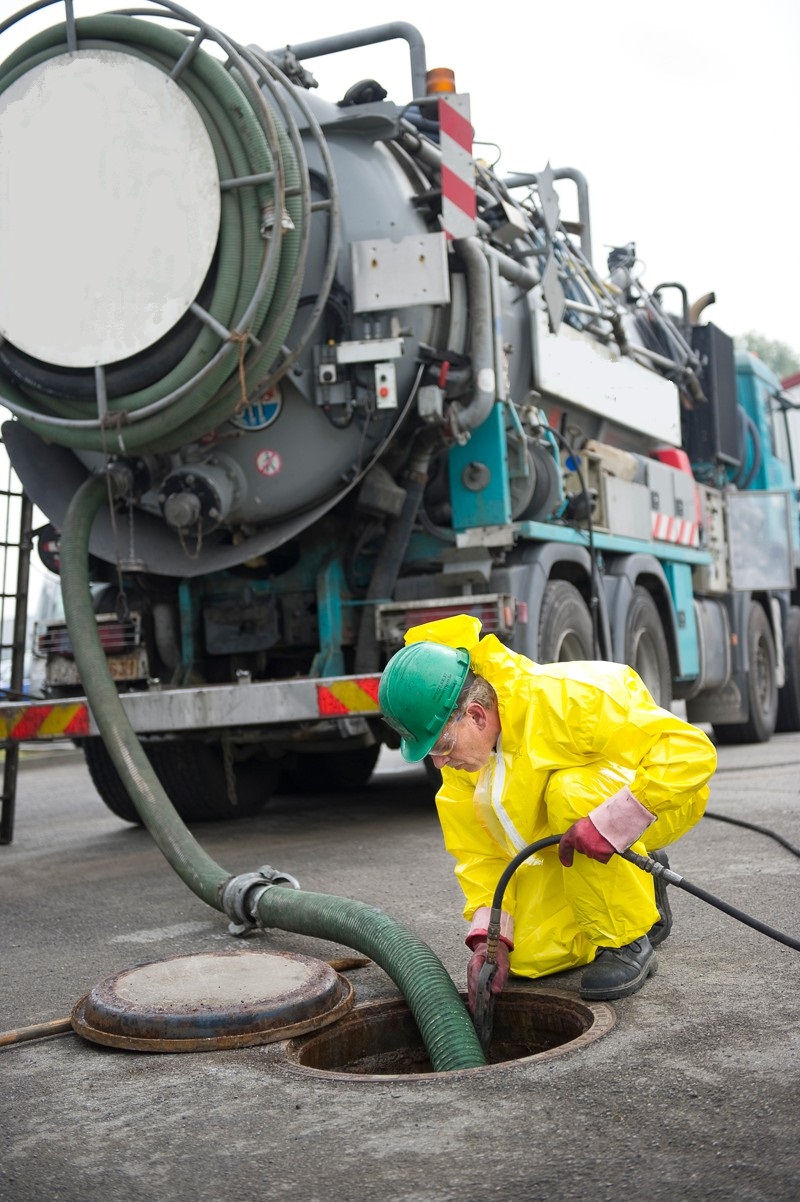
left=405, top=614, right=717, bottom=978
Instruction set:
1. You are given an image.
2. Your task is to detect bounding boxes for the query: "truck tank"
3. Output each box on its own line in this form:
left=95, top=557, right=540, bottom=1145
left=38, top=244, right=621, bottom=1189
left=0, top=3, right=698, bottom=577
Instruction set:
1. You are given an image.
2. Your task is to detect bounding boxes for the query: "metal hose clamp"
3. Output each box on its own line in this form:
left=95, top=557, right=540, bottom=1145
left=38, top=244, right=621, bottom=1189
left=221, top=864, right=301, bottom=936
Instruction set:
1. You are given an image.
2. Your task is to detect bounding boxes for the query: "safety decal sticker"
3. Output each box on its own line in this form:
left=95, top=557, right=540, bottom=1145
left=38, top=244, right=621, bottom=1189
left=0, top=701, right=90, bottom=741
left=316, top=677, right=381, bottom=716
left=255, top=448, right=283, bottom=477
left=232, top=385, right=282, bottom=431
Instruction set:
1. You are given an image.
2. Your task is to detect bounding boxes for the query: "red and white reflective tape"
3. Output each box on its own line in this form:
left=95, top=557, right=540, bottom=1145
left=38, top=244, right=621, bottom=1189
left=438, top=94, right=476, bottom=240
left=651, top=512, right=699, bottom=547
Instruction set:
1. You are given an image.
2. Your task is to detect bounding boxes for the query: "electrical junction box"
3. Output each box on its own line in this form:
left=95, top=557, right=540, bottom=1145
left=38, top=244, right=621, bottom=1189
left=602, top=476, right=651, bottom=541
left=646, top=459, right=699, bottom=547
left=672, top=470, right=698, bottom=527
left=694, top=486, right=729, bottom=593
left=562, top=449, right=650, bottom=540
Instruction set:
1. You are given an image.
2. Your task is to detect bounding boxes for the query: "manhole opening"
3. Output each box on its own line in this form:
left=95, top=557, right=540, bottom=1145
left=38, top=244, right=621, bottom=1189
left=281, top=988, right=614, bottom=1080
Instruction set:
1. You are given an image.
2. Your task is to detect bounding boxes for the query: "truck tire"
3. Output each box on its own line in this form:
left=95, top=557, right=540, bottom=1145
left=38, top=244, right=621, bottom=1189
left=424, top=759, right=442, bottom=792
left=714, top=601, right=778, bottom=744
left=279, top=745, right=381, bottom=794
left=146, top=741, right=277, bottom=820
left=82, top=738, right=144, bottom=825
left=624, top=586, right=672, bottom=710
left=83, top=738, right=276, bottom=823
left=538, top=580, right=594, bottom=662
left=776, top=605, right=800, bottom=732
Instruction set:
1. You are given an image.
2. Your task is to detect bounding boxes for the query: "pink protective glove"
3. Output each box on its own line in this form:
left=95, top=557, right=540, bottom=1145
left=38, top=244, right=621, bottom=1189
left=558, top=816, right=616, bottom=867
left=467, top=940, right=510, bottom=1014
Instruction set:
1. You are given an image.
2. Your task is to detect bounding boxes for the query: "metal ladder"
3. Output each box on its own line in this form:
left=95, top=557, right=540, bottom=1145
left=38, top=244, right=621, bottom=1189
left=0, top=437, right=33, bottom=844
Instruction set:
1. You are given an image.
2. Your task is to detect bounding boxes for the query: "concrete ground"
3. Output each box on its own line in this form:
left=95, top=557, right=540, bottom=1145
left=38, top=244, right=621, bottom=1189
left=1, top=735, right=799, bottom=1202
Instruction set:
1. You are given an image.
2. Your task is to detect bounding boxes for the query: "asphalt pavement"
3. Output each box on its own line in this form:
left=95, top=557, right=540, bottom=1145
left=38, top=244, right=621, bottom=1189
left=1, top=735, right=799, bottom=1202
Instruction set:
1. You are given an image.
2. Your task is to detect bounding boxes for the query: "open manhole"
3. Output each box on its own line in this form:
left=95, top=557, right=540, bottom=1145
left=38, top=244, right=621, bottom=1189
left=280, top=988, right=615, bottom=1081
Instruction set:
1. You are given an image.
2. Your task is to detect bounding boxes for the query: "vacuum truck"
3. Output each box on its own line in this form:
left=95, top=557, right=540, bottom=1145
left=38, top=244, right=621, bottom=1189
left=1, top=2, right=799, bottom=823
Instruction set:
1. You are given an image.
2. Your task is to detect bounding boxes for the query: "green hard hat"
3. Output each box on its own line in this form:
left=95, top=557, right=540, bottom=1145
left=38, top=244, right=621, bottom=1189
left=379, top=641, right=471, bottom=762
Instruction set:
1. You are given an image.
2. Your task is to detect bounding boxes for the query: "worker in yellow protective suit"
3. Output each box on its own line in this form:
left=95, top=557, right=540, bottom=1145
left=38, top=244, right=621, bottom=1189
left=378, top=614, right=717, bottom=1005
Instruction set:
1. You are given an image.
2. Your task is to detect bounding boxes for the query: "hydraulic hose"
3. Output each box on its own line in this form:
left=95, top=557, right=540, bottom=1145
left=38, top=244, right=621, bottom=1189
left=59, top=472, right=487, bottom=1071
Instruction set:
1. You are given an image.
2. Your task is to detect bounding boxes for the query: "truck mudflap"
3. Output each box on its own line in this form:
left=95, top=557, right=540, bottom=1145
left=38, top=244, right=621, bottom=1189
left=0, top=675, right=382, bottom=742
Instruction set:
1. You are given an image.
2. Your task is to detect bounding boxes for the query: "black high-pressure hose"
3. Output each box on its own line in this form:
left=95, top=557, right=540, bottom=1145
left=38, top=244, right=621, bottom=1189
left=704, top=811, right=800, bottom=858
left=473, top=832, right=800, bottom=1051
left=482, top=835, right=800, bottom=959
left=620, top=848, right=800, bottom=952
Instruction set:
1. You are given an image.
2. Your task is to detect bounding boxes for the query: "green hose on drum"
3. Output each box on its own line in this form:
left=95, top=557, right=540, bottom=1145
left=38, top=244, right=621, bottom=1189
left=0, top=13, right=304, bottom=454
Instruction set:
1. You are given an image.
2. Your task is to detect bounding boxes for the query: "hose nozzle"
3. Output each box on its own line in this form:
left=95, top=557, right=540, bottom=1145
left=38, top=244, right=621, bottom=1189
left=620, top=848, right=683, bottom=886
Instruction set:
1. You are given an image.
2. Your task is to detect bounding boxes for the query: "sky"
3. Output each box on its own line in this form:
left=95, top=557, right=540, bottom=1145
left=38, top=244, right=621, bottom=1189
left=2, top=0, right=799, bottom=353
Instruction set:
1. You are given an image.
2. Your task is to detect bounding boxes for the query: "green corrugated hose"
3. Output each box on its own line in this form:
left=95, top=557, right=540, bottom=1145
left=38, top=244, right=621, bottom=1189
left=60, top=474, right=487, bottom=1072
left=0, top=14, right=303, bottom=454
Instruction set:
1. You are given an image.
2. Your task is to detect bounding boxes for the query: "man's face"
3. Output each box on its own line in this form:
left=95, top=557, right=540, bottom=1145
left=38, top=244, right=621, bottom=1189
left=429, top=702, right=498, bottom=773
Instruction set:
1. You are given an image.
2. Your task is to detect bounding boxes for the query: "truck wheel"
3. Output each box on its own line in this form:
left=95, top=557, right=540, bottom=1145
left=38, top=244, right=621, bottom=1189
left=624, top=586, right=672, bottom=709
left=146, top=741, right=277, bottom=820
left=424, top=759, right=442, bottom=792
left=83, top=738, right=276, bottom=823
left=714, top=602, right=778, bottom=744
left=82, top=738, right=143, bottom=825
left=279, top=745, right=381, bottom=794
left=776, top=605, right=800, bottom=732
left=538, top=580, right=594, bottom=662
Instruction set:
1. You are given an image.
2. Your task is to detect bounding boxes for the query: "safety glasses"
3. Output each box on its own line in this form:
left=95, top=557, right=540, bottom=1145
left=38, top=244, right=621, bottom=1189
left=430, top=710, right=464, bottom=757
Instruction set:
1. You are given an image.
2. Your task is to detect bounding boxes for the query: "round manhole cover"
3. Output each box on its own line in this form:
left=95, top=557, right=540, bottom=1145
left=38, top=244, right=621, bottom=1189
left=279, top=988, right=615, bottom=1080
left=72, top=949, right=353, bottom=1052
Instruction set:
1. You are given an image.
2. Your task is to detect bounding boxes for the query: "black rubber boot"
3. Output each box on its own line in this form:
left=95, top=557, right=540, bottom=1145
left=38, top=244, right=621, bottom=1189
left=647, top=848, right=673, bottom=948
left=579, top=934, right=656, bottom=1000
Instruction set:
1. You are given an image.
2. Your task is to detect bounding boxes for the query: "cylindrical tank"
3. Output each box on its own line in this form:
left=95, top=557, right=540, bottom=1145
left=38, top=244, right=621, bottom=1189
left=0, top=6, right=464, bottom=575
left=0, top=4, right=700, bottom=580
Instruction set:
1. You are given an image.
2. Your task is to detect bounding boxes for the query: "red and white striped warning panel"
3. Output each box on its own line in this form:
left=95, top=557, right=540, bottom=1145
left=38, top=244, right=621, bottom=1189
left=0, top=701, right=90, bottom=741
left=316, top=677, right=381, bottom=717
left=439, top=94, right=476, bottom=240
left=651, top=512, right=700, bottom=547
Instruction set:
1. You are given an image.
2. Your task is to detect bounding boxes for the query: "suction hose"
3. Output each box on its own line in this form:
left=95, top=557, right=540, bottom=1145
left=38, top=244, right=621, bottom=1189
left=59, top=471, right=486, bottom=1071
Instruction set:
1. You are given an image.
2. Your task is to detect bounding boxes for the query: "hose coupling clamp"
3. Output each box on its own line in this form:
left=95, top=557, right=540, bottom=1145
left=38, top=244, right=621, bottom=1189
left=221, top=864, right=301, bottom=937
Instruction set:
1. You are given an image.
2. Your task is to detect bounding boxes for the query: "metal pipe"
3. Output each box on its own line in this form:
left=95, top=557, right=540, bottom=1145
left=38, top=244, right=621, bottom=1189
left=488, top=252, right=506, bottom=404
left=689, top=291, right=717, bottom=324
left=450, top=238, right=496, bottom=435
left=484, top=244, right=539, bottom=292
left=504, top=167, right=593, bottom=265
left=268, top=23, right=428, bottom=98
